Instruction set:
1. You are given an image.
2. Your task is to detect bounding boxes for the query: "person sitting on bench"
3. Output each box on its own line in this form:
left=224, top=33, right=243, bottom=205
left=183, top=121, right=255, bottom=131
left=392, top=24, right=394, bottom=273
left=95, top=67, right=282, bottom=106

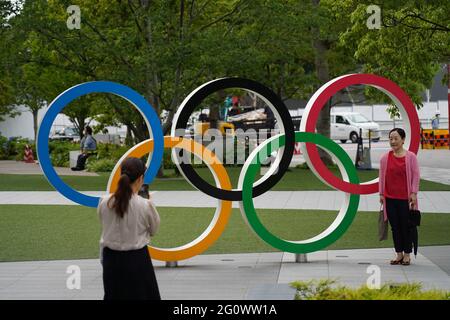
left=71, top=126, right=97, bottom=171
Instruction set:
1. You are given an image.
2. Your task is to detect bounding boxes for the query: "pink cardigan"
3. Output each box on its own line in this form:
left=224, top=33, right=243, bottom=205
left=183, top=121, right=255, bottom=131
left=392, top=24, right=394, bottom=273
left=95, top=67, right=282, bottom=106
left=379, top=150, right=420, bottom=221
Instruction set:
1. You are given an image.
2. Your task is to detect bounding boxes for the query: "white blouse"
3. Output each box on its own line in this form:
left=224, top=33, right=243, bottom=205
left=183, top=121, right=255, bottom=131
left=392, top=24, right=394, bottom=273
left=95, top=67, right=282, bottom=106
left=97, top=193, right=160, bottom=251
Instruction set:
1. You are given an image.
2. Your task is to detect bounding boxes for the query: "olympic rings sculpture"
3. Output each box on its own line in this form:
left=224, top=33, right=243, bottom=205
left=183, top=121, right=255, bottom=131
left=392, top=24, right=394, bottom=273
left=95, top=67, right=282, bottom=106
left=37, top=74, right=420, bottom=261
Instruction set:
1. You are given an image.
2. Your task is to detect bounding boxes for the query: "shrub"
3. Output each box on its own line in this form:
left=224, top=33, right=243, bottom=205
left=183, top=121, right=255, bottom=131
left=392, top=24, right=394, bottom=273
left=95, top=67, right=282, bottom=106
left=0, top=135, right=10, bottom=160
left=48, top=141, right=79, bottom=167
left=163, top=148, right=176, bottom=170
left=163, top=148, right=207, bottom=171
left=0, top=136, right=34, bottom=160
left=46, top=141, right=127, bottom=168
left=96, top=143, right=129, bottom=162
left=86, top=159, right=116, bottom=173
left=291, top=279, right=450, bottom=300
left=14, top=141, right=37, bottom=161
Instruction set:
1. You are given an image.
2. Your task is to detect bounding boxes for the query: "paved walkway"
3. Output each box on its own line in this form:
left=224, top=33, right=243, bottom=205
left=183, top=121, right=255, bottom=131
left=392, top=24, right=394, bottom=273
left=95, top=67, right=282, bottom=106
left=418, top=167, right=450, bottom=186
left=1, top=246, right=449, bottom=300
left=1, top=159, right=449, bottom=185
left=0, top=161, right=98, bottom=176
left=1, top=190, right=449, bottom=213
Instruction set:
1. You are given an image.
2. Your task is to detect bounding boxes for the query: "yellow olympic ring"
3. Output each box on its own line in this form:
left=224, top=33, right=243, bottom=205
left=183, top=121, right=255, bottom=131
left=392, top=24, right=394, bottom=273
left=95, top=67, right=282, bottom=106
left=107, top=136, right=232, bottom=261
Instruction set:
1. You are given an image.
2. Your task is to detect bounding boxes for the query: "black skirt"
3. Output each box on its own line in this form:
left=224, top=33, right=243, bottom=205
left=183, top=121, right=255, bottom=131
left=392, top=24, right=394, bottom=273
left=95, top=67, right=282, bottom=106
left=102, top=246, right=161, bottom=300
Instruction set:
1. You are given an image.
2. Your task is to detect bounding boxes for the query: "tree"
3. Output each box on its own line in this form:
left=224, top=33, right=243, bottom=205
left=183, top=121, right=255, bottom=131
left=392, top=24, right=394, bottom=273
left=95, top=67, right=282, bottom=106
left=0, top=1, right=21, bottom=122
left=337, top=0, right=450, bottom=116
left=12, top=64, right=49, bottom=142
left=4, top=0, right=448, bottom=168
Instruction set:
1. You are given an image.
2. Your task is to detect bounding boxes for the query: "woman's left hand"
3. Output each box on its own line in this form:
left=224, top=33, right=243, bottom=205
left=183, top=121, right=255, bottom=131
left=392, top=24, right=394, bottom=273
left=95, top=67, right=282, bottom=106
left=409, top=193, right=417, bottom=210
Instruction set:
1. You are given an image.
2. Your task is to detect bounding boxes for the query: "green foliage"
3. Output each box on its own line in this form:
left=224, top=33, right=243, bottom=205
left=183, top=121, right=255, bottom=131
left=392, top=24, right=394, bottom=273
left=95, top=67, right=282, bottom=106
left=0, top=136, right=9, bottom=160
left=95, top=143, right=129, bottom=162
left=44, top=140, right=131, bottom=170
left=163, top=148, right=207, bottom=172
left=84, top=143, right=131, bottom=173
left=46, top=140, right=129, bottom=170
left=336, top=0, right=450, bottom=115
left=48, top=140, right=79, bottom=167
left=85, top=158, right=116, bottom=173
left=163, top=148, right=176, bottom=170
left=1, top=0, right=448, bottom=152
left=13, top=140, right=36, bottom=161
left=0, top=136, right=34, bottom=160
left=291, top=279, right=450, bottom=300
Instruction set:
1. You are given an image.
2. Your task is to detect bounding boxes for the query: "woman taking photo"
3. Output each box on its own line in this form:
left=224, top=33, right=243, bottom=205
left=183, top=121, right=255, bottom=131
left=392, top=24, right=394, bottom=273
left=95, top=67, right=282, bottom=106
left=379, top=128, right=420, bottom=266
left=97, top=157, right=161, bottom=300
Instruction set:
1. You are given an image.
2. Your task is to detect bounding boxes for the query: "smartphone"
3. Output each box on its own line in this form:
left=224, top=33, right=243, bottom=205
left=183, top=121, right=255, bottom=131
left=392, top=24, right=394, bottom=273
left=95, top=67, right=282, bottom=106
left=138, top=184, right=150, bottom=199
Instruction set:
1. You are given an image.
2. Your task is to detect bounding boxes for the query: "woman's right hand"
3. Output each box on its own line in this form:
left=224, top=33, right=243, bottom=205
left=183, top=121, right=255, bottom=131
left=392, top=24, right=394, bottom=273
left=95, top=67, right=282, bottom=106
left=379, top=195, right=384, bottom=205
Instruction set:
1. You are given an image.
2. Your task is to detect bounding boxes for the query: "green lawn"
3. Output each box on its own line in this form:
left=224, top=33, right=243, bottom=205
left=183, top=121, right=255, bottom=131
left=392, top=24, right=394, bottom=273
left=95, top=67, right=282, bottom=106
left=0, top=167, right=449, bottom=191
left=1, top=205, right=449, bottom=262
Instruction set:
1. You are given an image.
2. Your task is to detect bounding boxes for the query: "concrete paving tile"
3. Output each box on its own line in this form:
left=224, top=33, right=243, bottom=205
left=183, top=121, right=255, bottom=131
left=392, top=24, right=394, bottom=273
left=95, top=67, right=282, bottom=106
left=0, top=247, right=449, bottom=299
left=2, top=190, right=450, bottom=212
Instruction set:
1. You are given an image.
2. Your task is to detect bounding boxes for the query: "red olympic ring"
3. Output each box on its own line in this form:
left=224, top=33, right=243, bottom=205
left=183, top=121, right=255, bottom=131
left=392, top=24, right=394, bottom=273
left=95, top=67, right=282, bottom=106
left=300, top=74, right=420, bottom=195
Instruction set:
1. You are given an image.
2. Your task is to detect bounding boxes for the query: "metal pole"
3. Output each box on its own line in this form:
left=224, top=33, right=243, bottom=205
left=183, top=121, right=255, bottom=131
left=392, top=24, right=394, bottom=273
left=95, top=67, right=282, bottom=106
left=295, top=253, right=308, bottom=263
left=447, top=63, right=450, bottom=150
left=432, top=131, right=435, bottom=150
left=420, top=127, right=423, bottom=150
left=165, top=261, right=178, bottom=268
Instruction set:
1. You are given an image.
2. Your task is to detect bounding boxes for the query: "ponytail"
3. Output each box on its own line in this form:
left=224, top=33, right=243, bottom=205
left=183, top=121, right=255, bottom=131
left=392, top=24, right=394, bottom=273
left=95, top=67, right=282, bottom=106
left=108, top=174, right=133, bottom=218
left=107, top=157, right=146, bottom=218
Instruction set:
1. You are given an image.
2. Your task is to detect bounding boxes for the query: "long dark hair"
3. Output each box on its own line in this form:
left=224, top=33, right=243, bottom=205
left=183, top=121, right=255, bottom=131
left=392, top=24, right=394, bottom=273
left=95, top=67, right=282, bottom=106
left=85, top=126, right=93, bottom=135
left=108, top=157, right=146, bottom=218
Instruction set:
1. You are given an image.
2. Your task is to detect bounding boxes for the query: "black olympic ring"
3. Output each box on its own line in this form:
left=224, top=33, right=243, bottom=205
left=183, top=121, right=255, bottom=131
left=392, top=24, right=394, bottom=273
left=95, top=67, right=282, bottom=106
left=171, top=77, right=295, bottom=201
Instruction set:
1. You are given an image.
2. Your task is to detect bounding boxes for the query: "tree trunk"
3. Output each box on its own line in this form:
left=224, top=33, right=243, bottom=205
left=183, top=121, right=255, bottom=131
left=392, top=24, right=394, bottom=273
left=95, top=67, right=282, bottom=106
left=125, top=125, right=134, bottom=147
left=141, top=0, right=165, bottom=177
left=311, top=0, right=333, bottom=166
left=209, top=104, right=219, bottom=130
left=32, top=108, right=39, bottom=143
left=210, top=89, right=226, bottom=130
left=69, top=115, right=86, bottom=141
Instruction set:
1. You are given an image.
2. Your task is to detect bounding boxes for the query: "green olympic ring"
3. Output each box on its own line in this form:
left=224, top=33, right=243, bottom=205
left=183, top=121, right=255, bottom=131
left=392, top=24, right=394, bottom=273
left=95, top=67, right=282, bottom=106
left=238, top=132, right=360, bottom=253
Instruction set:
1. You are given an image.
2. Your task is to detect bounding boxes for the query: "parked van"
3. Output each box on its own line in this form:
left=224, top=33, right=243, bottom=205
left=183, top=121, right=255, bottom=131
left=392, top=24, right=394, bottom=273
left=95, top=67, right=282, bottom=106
left=331, top=112, right=381, bottom=143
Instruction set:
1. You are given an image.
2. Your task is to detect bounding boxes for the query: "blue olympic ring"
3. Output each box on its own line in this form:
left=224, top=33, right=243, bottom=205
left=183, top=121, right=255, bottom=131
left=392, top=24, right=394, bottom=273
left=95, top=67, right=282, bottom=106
left=37, top=81, right=164, bottom=208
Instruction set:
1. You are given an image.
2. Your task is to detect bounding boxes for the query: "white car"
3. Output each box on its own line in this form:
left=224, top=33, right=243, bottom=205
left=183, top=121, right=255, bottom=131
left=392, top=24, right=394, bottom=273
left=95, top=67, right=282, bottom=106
left=49, top=127, right=80, bottom=142
left=331, top=112, right=380, bottom=143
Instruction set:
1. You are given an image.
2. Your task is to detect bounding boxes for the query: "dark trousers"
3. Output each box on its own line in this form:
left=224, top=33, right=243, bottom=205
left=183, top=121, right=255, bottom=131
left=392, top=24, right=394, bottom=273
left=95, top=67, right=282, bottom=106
left=75, top=153, right=90, bottom=169
left=102, top=246, right=161, bottom=300
left=386, top=197, right=412, bottom=254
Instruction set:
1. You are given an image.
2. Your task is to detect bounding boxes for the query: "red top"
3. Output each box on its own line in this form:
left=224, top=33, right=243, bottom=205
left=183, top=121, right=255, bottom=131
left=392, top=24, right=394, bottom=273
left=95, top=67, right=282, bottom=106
left=385, top=151, right=408, bottom=200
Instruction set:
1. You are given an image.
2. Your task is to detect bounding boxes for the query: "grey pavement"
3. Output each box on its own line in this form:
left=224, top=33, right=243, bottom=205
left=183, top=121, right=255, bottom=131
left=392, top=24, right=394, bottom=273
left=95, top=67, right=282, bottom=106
left=418, top=167, right=450, bottom=186
left=0, top=160, right=98, bottom=176
left=1, top=246, right=449, bottom=300
left=1, top=190, right=449, bottom=213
